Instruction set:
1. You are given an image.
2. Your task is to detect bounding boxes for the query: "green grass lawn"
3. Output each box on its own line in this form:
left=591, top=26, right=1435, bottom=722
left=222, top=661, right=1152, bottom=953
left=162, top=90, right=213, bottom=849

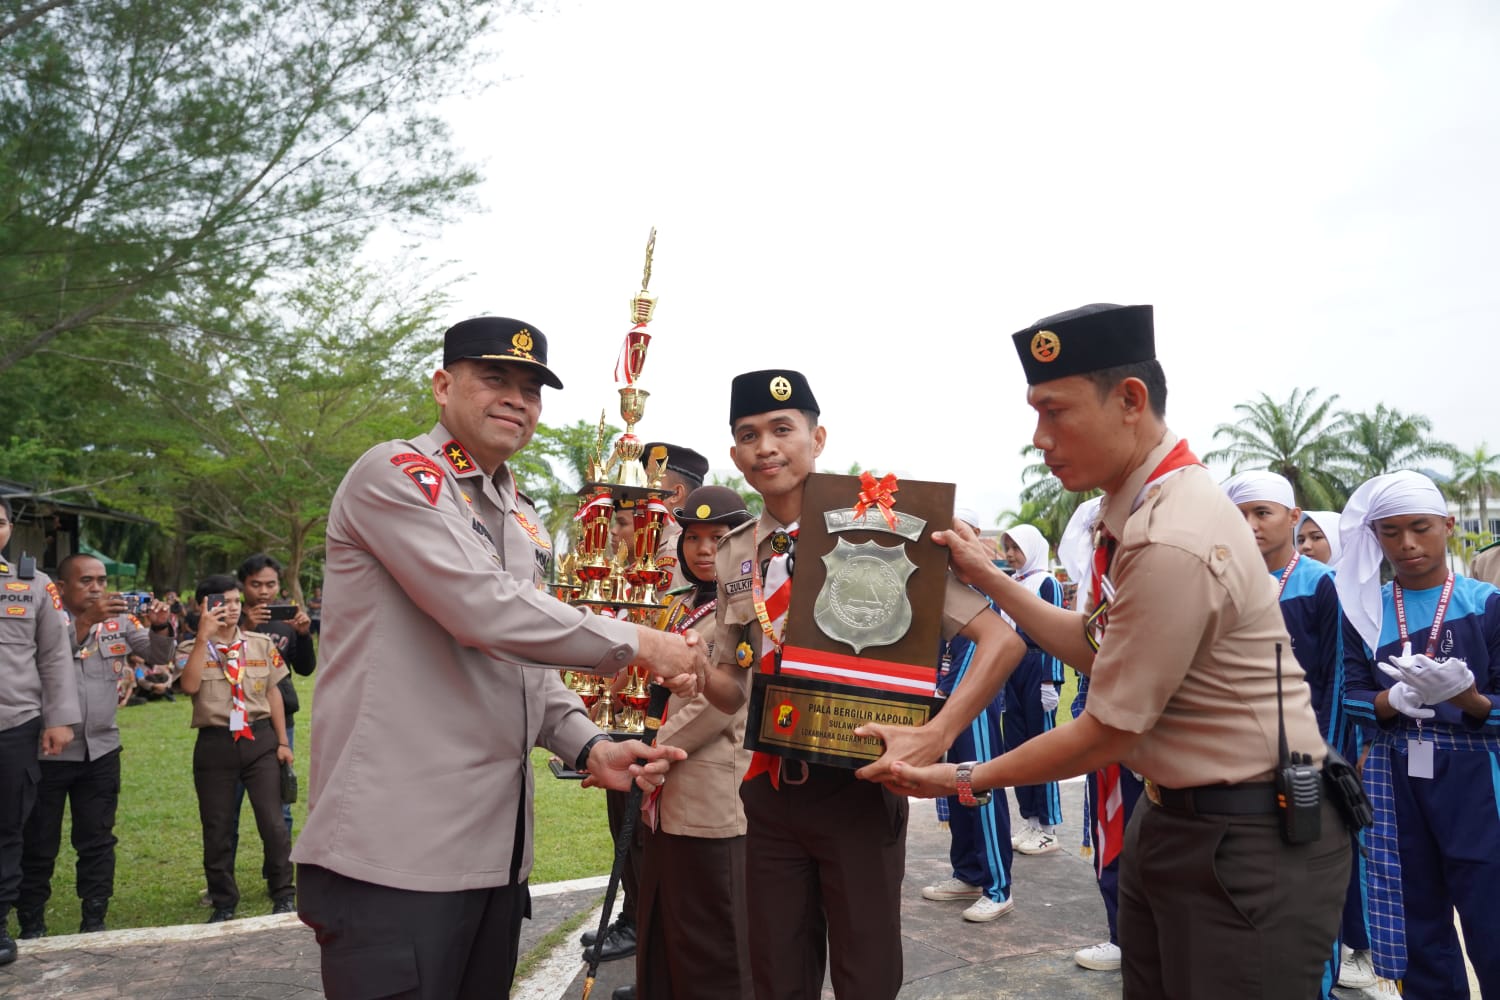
left=32, top=671, right=615, bottom=933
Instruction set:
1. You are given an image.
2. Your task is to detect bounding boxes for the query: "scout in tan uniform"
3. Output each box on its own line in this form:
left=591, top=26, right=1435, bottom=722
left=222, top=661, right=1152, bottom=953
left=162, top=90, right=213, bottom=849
left=0, top=496, right=79, bottom=964
left=889, top=304, right=1352, bottom=999
left=17, top=554, right=174, bottom=938
left=701, top=370, right=1024, bottom=1000
left=628, top=484, right=755, bottom=1000
left=291, top=316, right=705, bottom=1000
left=176, top=575, right=294, bottom=922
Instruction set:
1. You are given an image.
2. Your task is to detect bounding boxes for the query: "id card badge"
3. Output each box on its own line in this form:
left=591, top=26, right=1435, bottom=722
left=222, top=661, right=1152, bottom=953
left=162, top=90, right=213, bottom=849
left=1407, top=738, right=1434, bottom=779
left=229, top=709, right=246, bottom=732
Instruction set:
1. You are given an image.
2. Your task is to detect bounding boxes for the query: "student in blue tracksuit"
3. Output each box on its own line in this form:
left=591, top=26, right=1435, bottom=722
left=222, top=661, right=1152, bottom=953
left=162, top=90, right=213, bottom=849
left=1339, top=470, right=1500, bottom=1000
left=997, top=524, right=1065, bottom=855
left=919, top=511, right=1014, bottom=923
left=1223, top=471, right=1372, bottom=996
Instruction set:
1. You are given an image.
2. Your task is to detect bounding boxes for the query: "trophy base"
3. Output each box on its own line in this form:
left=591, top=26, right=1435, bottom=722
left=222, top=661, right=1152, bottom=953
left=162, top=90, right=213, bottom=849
left=745, top=673, right=939, bottom=770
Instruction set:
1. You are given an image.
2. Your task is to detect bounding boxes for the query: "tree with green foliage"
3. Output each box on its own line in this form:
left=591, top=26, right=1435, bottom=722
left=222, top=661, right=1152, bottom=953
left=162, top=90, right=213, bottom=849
left=0, top=0, right=502, bottom=373
left=1204, top=389, right=1354, bottom=509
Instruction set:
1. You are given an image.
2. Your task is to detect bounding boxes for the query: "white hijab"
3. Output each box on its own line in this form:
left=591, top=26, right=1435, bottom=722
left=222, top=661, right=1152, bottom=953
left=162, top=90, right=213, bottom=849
left=1335, top=470, right=1450, bottom=655
left=1298, top=510, right=1343, bottom=565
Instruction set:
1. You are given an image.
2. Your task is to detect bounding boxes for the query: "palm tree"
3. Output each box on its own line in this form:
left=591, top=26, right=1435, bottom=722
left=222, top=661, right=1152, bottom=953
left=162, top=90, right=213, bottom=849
left=1450, top=443, right=1500, bottom=541
left=1204, top=389, right=1353, bottom=509
left=1337, top=404, right=1458, bottom=483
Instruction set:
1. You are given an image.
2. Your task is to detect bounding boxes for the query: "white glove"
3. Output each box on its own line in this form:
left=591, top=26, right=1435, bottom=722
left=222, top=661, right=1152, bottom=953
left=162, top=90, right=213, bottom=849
left=1383, top=651, right=1474, bottom=704
left=1385, top=681, right=1436, bottom=721
left=1039, top=684, right=1060, bottom=713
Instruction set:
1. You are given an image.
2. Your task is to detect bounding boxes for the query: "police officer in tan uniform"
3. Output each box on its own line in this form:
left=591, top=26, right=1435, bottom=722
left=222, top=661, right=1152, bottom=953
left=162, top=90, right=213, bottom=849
left=890, top=304, right=1351, bottom=999
left=17, top=554, right=174, bottom=938
left=0, top=496, right=79, bottom=964
left=701, top=370, right=1024, bottom=1000
left=292, top=317, right=704, bottom=1000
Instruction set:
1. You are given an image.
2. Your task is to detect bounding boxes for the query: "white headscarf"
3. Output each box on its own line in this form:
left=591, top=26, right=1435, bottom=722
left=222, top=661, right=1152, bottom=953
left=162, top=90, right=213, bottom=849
left=1058, top=496, right=1103, bottom=587
left=1297, top=510, right=1343, bottom=565
left=1335, top=470, right=1450, bottom=655
left=1221, top=470, right=1296, bottom=509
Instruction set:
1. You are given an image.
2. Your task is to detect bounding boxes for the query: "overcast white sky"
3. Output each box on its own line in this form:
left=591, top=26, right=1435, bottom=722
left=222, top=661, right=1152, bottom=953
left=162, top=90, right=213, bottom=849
left=383, top=0, right=1500, bottom=522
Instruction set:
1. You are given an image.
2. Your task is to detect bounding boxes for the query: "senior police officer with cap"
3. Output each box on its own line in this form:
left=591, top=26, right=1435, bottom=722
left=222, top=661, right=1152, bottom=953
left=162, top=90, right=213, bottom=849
left=0, top=496, right=79, bottom=964
left=292, top=317, right=706, bottom=1000
left=888, top=305, right=1351, bottom=999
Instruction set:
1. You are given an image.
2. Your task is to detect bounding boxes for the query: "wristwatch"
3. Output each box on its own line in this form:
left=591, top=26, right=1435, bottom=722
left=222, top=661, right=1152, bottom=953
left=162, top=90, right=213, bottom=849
left=955, top=761, right=990, bottom=807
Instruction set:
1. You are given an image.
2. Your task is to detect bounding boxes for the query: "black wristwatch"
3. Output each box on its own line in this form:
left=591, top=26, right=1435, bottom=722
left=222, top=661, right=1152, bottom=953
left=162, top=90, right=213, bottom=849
left=955, top=761, right=990, bottom=807
left=575, top=733, right=611, bottom=773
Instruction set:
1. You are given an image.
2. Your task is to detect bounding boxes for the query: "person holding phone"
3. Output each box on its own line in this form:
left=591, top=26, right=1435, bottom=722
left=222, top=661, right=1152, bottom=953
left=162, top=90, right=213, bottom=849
left=176, top=575, right=295, bottom=923
left=236, top=554, right=314, bottom=840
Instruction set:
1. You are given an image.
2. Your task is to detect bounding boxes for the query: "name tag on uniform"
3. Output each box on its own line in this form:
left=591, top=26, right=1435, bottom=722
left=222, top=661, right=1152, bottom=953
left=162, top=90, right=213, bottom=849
left=1407, top=738, right=1433, bottom=779
left=229, top=709, right=246, bottom=732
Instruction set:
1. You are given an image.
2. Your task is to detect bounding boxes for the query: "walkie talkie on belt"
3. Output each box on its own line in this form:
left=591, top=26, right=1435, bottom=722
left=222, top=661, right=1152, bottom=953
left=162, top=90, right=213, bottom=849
left=1274, top=642, right=1323, bottom=844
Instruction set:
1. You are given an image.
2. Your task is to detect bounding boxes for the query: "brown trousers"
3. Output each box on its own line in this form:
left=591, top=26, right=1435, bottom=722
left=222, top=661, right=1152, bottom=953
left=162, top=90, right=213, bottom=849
left=1119, top=794, right=1350, bottom=999
left=636, top=827, right=752, bottom=1000
left=740, top=765, right=907, bottom=1000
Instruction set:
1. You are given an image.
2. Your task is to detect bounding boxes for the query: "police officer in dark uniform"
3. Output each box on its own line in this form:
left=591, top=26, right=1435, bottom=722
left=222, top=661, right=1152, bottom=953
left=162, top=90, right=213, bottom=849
left=0, top=496, right=81, bottom=963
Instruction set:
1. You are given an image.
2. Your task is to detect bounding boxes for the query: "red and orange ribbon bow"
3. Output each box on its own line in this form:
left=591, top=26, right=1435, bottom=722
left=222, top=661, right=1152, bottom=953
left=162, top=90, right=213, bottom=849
left=854, top=471, right=900, bottom=530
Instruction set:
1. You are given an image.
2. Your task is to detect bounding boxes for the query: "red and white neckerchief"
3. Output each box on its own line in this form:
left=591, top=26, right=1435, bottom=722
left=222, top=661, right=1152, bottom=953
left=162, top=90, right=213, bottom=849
left=212, top=638, right=253, bottom=740
left=744, top=522, right=798, bottom=788
left=1275, top=551, right=1302, bottom=600
left=1086, top=439, right=1203, bottom=649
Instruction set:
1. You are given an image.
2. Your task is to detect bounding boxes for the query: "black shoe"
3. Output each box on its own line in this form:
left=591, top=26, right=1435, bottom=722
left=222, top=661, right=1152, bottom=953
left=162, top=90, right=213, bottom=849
left=0, top=929, right=15, bottom=965
left=593, top=922, right=637, bottom=962
left=611, top=987, right=637, bottom=1000
left=207, top=906, right=236, bottom=923
left=271, top=896, right=296, bottom=915
left=79, top=897, right=108, bottom=933
left=16, top=904, right=46, bottom=940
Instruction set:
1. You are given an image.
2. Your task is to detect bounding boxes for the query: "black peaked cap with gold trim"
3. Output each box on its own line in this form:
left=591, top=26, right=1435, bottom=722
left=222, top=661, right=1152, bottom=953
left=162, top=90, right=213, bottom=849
left=674, top=485, right=752, bottom=527
left=729, top=369, right=819, bottom=425
left=1011, top=304, right=1154, bottom=385
left=443, top=316, right=563, bottom=389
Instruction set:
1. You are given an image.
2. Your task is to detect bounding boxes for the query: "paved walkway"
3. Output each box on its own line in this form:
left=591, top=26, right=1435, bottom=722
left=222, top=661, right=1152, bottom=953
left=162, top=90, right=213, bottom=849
left=0, top=780, right=1473, bottom=998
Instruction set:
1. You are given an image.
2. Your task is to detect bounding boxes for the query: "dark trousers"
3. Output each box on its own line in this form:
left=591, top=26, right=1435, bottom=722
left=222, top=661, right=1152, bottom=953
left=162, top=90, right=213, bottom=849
left=0, top=718, right=42, bottom=910
left=605, top=786, right=641, bottom=928
left=19, top=748, right=120, bottom=907
left=741, top=765, right=907, bottom=1000
left=636, top=828, right=752, bottom=1000
left=1001, top=650, right=1062, bottom=825
left=1119, top=793, right=1349, bottom=999
left=298, top=863, right=530, bottom=1000
left=193, top=720, right=293, bottom=909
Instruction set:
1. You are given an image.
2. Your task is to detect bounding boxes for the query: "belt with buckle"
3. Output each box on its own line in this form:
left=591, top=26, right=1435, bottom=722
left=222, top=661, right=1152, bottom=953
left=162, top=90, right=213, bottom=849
left=1145, top=780, right=1277, bottom=816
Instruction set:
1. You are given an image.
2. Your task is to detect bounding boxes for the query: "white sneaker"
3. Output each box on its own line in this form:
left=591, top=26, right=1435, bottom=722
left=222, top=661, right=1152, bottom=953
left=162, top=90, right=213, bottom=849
left=921, top=876, right=982, bottom=901
left=1074, top=941, right=1122, bottom=971
left=961, top=896, right=1015, bottom=922
left=1014, top=828, right=1060, bottom=856
left=1338, top=947, right=1376, bottom=989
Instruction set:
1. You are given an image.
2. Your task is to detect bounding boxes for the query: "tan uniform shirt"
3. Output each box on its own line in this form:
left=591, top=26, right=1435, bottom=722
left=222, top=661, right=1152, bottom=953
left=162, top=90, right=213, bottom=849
left=292, top=422, right=640, bottom=892
left=0, top=561, right=81, bottom=733
left=1084, top=432, right=1326, bottom=787
left=657, top=595, right=750, bottom=837
left=55, top=613, right=172, bottom=761
left=711, top=511, right=990, bottom=709
left=175, top=631, right=288, bottom=729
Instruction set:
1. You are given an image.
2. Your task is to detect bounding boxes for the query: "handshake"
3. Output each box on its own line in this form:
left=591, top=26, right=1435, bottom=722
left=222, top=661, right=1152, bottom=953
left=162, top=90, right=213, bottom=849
left=1378, top=646, right=1475, bottom=720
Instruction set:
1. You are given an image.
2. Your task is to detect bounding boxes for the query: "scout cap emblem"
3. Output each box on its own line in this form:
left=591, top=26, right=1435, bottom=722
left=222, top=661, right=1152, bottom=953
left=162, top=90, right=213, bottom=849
left=1031, top=330, right=1061, bottom=363
left=770, top=376, right=793, bottom=401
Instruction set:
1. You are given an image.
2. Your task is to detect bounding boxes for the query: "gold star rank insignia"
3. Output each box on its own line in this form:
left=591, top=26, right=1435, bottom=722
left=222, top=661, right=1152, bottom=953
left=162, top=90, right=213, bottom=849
left=442, top=439, right=474, bottom=473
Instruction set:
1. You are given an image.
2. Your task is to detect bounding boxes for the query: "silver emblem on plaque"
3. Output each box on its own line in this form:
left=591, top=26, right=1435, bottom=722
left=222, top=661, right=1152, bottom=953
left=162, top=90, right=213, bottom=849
left=814, top=538, right=916, bottom=653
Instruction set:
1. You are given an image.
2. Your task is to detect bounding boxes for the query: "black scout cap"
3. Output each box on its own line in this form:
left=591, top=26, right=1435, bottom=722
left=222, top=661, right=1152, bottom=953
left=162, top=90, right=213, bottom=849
left=642, top=442, right=710, bottom=485
left=443, top=316, right=563, bottom=389
left=1010, top=304, right=1154, bottom=386
left=728, top=369, right=819, bottom=425
left=674, top=485, right=752, bottom=528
